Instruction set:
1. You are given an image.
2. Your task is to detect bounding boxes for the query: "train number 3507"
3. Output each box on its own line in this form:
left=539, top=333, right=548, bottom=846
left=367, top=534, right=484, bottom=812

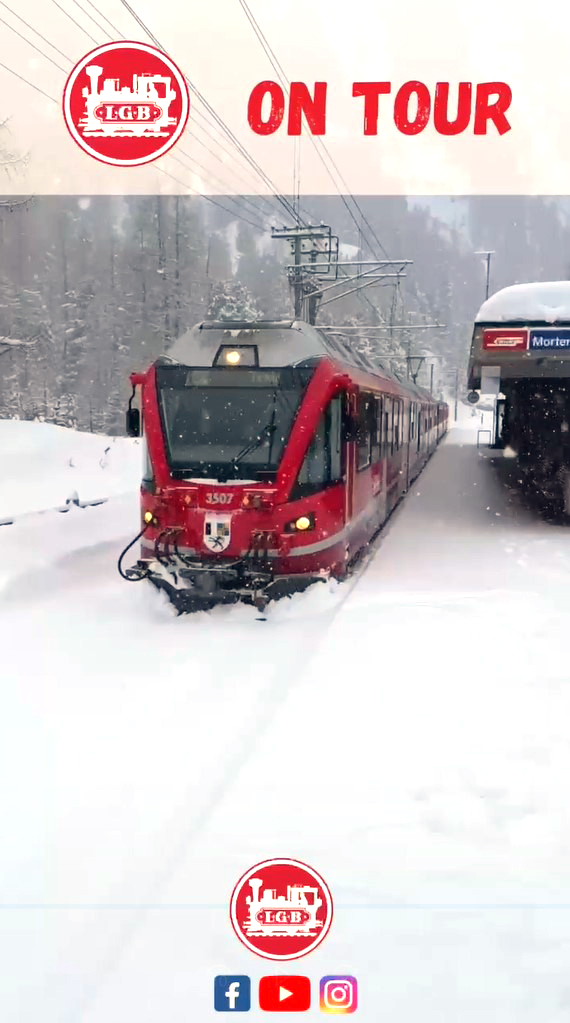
left=205, top=493, right=233, bottom=504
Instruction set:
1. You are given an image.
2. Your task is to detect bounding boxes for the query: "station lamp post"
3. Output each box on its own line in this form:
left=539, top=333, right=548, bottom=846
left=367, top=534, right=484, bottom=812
left=474, top=250, right=495, bottom=301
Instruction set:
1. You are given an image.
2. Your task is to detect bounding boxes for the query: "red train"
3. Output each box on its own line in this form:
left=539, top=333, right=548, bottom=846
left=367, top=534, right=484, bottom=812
left=120, top=319, right=448, bottom=610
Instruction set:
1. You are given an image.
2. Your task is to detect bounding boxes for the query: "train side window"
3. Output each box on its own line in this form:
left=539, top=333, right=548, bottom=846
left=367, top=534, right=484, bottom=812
left=371, top=396, right=381, bottom=461
left=384, top=397, right=393, bottom=455
left=377, top=396, right=384, bottom=455
left=356, top=393, right=374, bottom=470
left=142, top=437, right=153, bottom=483
left=140, top=414, right=155, bottom=489
left=328, top=394, right=343, bottom=481
left=401, top=401, right=405, bottom=447
left=410, top=402, right=415, bottom=441
left=394, top=400, right=401, bottom=451
left=400, top=402, right=404, bottom=447
left=291, top=395, right=343, bottom=498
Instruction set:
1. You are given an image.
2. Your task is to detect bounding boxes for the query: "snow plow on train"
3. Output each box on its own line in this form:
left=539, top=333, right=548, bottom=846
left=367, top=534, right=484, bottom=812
left=119, top=319, right=448, bottom=612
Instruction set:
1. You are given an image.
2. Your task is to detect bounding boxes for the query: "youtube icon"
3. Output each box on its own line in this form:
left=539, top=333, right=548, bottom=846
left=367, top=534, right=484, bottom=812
left=259, top=975, right=311, bottom=1012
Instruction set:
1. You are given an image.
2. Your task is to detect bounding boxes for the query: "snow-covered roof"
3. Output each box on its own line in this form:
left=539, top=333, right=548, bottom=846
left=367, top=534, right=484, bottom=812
left=475, top=281, right=570, bottom=324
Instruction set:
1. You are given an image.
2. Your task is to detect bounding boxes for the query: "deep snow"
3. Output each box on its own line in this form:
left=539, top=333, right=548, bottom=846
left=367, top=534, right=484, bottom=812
left=475, top=280, right=570, bottom=323
left=1, top=408, right=570, bottom=1022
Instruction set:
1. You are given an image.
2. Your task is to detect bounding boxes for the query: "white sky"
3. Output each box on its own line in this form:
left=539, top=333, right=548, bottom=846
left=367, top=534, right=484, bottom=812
left=0, top=0, right=568, bottom=195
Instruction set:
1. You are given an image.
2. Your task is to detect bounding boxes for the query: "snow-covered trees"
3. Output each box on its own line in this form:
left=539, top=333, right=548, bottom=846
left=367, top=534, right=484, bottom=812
left=3, top=195, right=570, bottom=432
left=207, top=280, right=262, bottom=320
left=0, top=118, right=29, bottom=205
left=0, top=197, right=213, bottom=431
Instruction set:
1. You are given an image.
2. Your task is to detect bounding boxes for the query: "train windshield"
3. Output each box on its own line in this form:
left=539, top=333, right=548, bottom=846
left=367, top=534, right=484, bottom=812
left=156, top=365, right=315, bottom=481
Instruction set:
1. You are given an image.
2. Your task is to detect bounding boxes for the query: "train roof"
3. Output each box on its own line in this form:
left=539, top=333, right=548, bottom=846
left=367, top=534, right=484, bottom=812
left=165, top=319, right=437, bottom=402
left=475, top=281, right=570, bottom=324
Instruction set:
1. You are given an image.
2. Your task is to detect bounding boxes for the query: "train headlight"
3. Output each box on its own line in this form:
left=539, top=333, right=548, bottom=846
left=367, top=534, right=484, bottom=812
left=213, top=344, right=258, bottom=367
left=295, top=515, right=312, bottom=530
left=143, top=510, right=157, bottom=525
left=284, top=513, right=315, bottom=533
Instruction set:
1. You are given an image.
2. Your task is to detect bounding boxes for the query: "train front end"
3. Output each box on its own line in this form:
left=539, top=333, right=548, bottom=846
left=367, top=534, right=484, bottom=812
left=121, top=321, right=349, bottom=611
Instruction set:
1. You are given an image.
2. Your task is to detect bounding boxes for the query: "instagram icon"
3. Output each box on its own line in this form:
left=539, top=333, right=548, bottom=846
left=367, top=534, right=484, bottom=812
left=319, top=976, right=358, bottom=1013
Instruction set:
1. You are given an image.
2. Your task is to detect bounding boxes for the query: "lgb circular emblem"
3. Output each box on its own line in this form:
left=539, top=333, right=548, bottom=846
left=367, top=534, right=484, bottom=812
left=230, top=858, right=333, bottom=960
left=62, top=40, right=190, bottom=166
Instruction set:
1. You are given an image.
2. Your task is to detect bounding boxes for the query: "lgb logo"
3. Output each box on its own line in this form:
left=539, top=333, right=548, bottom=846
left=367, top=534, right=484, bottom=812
left=92, top=100, right=164, bottom=126
left=230, top=858, right=333, bottom=960
left=257, top=906, right=311, bottom=926
left=63, top=41, right=190, bottom=166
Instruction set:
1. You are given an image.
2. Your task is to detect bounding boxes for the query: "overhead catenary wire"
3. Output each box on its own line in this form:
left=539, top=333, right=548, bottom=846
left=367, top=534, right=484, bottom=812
left=185, top=125, right=281, bottom=220
left=0, top=60, right=269, bottom=232
left=236, top=1, right=408, bottom=325
left=0, top=12, right=69, bottom=73
left=67, top=0, right=294, bottom=224
left=169, top=153, right=270, bottom=228
left=69, top=0, right=114, bottom=39
left=0, top=59, right=59, bottom=103
left=0, top=0, right=72, bottom=61
left=187, top=102, right=292, bottom=200
left=0, top=9, right=276, bottom=232
left=241, top=3, right=388, bottom=258
left=237, top=0, right=391, bottom=261
left=234, top=0, right=315, bottom=224
left=335, top=262, right=391, bottom=323
left=0, top=4, right=406, bottom=337
left=296, top=136, right=302, bottom=221
left=48, top=0, right=99, bottom=43
left=116, top=0, right=303, bottom=226
left=151, top=165, right=267, bottom=231
left=82, top=0, right=123, bottom=35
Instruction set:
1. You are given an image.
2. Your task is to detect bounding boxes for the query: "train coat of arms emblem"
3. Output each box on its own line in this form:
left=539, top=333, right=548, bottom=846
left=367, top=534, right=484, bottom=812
left=203, top=514, right=231, bottom=553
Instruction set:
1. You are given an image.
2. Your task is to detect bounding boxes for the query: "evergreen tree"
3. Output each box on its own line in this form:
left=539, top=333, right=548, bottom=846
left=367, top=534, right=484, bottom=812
left=207, top=280, right=262, bottom=320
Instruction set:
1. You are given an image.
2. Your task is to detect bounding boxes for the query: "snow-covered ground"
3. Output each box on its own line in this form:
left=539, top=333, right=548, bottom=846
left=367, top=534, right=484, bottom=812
left=1, top=409, right=570, bottom=1022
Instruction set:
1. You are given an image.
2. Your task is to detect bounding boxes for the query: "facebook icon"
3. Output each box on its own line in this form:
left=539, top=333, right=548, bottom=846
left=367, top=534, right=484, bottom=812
left=214, top=975, right=251, bottom=1012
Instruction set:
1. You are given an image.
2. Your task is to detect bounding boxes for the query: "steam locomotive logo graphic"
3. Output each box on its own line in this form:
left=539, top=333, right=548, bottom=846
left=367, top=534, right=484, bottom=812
left=244, top=878, right=323, bottom=936
left=63, top=41, right=190, bottom=166
left=79, top=66, right=177, bottom=138
left=203, top=514, right=231, bottom=553
left=230, top=858, right=334, bottom=960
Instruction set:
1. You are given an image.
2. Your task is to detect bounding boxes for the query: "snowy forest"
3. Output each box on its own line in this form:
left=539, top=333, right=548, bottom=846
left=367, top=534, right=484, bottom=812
left=1, top=193, right=570, bottom=434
